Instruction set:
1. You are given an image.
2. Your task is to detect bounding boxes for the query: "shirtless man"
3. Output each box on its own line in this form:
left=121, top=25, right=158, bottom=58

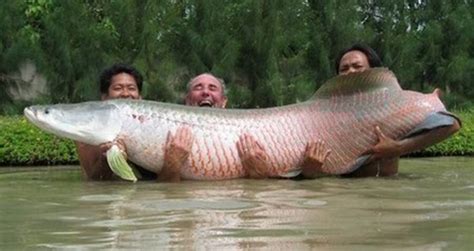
left=160, top=73, right=330, bottom=181
left=76, top=63, right=155, bottom=180
left=335, top=44, right=460, bottom=177
left=158, top=73, right=228, bottom=181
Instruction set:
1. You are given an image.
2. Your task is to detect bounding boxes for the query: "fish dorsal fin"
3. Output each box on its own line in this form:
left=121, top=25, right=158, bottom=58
left=313, top=68, right=402, bottom=99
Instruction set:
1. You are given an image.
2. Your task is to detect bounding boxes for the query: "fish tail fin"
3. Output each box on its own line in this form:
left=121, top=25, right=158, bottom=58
left=106, top=145, right=138, bottom=182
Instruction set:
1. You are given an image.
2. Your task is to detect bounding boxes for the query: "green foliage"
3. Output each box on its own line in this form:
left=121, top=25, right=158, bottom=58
left=0, top=116, right=77, bottom=165
left=0, top=1, right=472, bottom=167
left=0, top=1, right=472, bottom=112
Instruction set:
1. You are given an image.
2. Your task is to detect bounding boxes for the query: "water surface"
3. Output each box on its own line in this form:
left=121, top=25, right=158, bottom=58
left=1, top=157, right=473, bottom=250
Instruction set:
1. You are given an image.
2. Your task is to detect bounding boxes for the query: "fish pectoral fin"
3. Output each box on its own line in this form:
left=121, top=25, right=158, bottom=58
left=106, top=145, right=138, bottom=182
left=278, top=168, right=302, bottom=178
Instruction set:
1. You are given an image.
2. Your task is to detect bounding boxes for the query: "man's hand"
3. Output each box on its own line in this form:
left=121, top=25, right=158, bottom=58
left=236, top=133, right=270, bottom=179
left=301, top=140, right=331, bottom=178
left=99, top=136, right=128, bottom=158
left=159, top=126, right=193, bottom=182
left=364, top=126, right=402, bottom=159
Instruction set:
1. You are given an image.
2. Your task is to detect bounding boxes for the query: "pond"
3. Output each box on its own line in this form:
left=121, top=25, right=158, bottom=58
left=1, top=157, right=473, bottom=250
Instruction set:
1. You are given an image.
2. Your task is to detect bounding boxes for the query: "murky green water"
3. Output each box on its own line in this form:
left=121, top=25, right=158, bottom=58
left=1, top=157, right=473, bottom=250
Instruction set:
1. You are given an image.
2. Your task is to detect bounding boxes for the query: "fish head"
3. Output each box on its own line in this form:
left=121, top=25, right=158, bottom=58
left=24, top=101, right=122, bottom=145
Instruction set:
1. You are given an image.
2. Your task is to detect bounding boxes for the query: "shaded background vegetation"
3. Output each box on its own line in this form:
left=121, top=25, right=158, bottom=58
left=0, top=0, right=473, bottom=114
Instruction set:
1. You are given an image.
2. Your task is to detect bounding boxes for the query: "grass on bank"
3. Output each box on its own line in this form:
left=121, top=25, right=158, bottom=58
left=0, top=116, right=77, bottom=165
left=0, top=110, right=473, bottom=166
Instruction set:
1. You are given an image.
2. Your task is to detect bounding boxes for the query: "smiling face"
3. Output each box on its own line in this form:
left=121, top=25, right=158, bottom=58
left=102, top=73, right=141, bottom=100
left=185, top=74, right=227, bottom=108
left=338, top=50, right=371, bottom=76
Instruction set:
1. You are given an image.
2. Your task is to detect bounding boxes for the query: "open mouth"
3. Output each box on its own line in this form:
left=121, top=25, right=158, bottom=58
left=199, top=100, right=213, bottom=107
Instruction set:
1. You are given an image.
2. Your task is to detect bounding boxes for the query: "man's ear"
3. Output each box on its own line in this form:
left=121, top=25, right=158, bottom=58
left=184, top=95, right=191, bottom=106
left=101, top=94, right=109, bottom=101
left=222, top=97, right=228, bottom=108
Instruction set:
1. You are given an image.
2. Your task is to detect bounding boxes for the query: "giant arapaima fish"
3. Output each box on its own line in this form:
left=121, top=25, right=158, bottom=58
left=24, top=68, right=459, bottom=181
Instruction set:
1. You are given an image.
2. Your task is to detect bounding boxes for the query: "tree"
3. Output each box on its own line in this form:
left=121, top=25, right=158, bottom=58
left=0, top=0, right=472, bottom=115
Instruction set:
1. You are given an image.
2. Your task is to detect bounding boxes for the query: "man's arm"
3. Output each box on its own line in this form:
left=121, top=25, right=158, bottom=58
left=236, top=134, right=270, bottom=179
left=300, top=140, right=331, bottom=179
left=236, top=135, right=332, bottom=179
left=345, top=121, right=461, bottom=178
left=158, top=127, right=193, bottom=182
left=367, top=121, right=461, bottom=159
left=75, top=142, right=114, bottom=180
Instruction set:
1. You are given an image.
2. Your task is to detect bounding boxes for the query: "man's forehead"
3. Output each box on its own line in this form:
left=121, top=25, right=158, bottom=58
left=190, top=74, right=221, bottom=87
left=341, top=50, right=368, bottom=62
left=111, top=73, right=137, bottom=84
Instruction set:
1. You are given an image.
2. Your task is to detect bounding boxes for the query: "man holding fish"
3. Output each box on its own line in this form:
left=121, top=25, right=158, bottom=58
left=28, top=45, right=459, bottom=182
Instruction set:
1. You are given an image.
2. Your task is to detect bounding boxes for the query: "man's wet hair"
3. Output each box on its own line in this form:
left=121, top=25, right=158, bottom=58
left=335, top=43, right=383, bottom=74
left=99, top=63, right=143, bottom=94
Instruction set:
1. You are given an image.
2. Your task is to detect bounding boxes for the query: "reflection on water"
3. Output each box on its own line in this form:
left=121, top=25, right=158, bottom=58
left=0, top=157, right=473, bottom=250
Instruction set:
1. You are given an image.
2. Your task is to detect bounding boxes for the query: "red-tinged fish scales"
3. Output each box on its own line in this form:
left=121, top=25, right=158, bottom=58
left=24, top=68, right=457, bottom=179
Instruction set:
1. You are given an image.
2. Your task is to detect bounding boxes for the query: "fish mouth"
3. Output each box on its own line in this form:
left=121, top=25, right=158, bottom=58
left=23, top=106, right=48, bottom=131
left=198, top=100, right=213, bottom=107
left=23, top=107, right=35, bottom=121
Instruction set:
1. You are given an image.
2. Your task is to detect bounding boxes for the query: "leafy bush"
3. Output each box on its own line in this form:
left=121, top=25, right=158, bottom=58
left=0, top=116, right=77, bottom=165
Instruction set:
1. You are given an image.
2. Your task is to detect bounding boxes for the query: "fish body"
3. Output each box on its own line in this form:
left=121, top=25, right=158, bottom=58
left=24, top=68, right=456, bottom=180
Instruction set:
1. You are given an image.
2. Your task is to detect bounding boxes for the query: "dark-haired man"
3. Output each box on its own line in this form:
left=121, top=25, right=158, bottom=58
left=75, top=63, right=156, bottom=180
left=335, top=43, right=382, bottom=75
left=335, top=43, right=460, bottom=177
